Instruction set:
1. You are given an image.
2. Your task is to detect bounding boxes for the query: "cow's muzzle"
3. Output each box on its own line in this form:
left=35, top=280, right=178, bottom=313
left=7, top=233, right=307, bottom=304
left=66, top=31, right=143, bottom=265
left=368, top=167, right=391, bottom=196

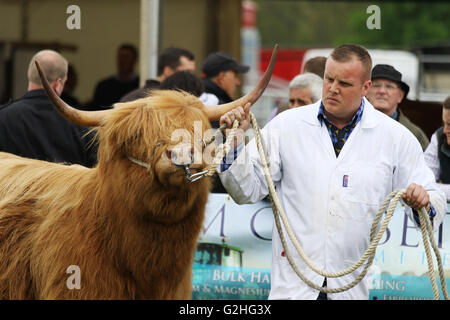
left=177, top=162, right=208, bottom=183
left=170, top=147, right=208, bottom=183
left=129, top=141, right=209, bottom=183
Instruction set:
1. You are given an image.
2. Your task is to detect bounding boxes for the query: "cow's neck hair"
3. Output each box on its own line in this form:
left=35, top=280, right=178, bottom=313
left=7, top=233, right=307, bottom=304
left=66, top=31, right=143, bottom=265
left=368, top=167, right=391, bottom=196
left=89, top=157, right=211, bottom=295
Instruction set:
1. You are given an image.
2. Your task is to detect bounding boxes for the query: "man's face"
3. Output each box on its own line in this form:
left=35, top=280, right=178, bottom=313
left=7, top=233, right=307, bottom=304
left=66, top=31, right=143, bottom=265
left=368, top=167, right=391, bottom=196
left=117, top=48, right=137, bottom=75
left=289, top=87, right=313, bottom=108
left=442, top=108, right=450, bottom=145
left=162, top=56, right=195, bottom=80
left=366, top=78, right=404, bottom=116
left=322, top=56, right=371, bottom=127
left=217, top=70, right=241, bottom=99
left=175, top=56, right=196, bottom=73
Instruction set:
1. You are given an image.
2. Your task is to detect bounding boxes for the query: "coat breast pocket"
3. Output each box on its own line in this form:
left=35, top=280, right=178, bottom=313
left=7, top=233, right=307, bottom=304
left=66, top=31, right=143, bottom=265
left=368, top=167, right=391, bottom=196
left=338, top=163, right=392, bottom=221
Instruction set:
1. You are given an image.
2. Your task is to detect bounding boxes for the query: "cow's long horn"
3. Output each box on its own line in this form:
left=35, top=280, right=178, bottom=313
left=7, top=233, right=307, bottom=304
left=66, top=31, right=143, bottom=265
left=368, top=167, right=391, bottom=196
left=35, top=60, right=110, bottom=127
left=204, top=44, right=278, bottom=121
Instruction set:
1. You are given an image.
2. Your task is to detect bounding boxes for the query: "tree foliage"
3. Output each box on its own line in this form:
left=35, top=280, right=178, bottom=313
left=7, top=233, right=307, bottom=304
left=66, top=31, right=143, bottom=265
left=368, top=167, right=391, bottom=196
left=254, top=1, right=450, bottom=49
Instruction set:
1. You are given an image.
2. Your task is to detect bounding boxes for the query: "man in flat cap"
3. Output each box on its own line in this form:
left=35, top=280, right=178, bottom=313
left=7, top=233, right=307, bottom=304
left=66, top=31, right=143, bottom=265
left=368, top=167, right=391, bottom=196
left=366, top=64, right=429, bottom=150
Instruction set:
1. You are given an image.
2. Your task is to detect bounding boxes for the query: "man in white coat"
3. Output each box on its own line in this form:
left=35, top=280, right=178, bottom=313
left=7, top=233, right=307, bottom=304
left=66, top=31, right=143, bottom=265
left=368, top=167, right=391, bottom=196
left=217, top=44, right=446, bottom=300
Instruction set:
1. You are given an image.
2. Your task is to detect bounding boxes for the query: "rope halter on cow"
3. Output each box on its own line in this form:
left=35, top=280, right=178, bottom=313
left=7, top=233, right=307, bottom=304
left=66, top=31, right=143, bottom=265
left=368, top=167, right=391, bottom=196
left=209, top=112, right=449, bottom=300
left=128, top=139, right=210, bottom=183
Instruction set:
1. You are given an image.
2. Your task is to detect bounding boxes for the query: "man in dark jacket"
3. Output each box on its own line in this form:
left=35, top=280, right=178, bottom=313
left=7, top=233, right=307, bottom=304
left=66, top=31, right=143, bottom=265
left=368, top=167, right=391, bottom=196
left=201, top=52, right=249, bottom=128
left=0, top=49, right=97, bottom=167
left=91, top=44, right=139, bottom=109
left=201, top=52, right=249, bottom=193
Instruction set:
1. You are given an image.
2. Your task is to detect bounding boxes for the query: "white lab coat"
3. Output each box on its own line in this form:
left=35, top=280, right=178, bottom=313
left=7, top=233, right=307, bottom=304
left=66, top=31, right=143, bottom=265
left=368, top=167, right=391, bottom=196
left=219, top=98, right=446, bottom=300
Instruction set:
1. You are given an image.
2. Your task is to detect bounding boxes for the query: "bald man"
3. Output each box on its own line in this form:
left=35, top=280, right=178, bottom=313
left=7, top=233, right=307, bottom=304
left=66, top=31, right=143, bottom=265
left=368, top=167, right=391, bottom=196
left=0, top=50, right=97, bottom=167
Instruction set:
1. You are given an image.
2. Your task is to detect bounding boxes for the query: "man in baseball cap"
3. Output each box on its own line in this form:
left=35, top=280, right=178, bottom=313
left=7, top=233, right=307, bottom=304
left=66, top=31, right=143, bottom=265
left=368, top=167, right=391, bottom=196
left=367, top=64, right=429, bottom=150
left=201, top=51, right=249, bottom=107
left=201, top=52, right=249, bottom=194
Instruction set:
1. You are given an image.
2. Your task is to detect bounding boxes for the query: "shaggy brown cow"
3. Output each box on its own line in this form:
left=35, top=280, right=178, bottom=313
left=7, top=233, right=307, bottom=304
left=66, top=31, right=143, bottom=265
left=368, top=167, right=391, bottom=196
left=0, top=46, right=277, bottom=299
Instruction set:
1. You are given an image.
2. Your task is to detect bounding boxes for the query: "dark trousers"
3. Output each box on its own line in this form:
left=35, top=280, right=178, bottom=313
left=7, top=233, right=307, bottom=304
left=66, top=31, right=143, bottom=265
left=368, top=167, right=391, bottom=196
left=317, top=278, right=328, bottom=300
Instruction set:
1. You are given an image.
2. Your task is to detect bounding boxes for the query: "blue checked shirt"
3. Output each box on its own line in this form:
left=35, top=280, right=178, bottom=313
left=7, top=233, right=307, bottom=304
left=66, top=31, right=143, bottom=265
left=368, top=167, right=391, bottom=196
left=317, top=100, right=364, bottom=157
left=221, top=147, right=239, bottom=172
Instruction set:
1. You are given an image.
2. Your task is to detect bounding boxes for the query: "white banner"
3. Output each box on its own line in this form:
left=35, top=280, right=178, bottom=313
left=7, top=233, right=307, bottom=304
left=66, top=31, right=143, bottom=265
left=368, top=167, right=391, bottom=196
left=192, top=194, right=450, bottom=300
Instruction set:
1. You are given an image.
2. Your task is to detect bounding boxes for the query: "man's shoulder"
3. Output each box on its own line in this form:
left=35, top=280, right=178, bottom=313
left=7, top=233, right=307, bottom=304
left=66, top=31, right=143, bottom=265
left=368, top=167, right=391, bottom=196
left=269, top=102, right=319, bottom=127
left=0, top=98, right=31, bottom=117
left=366, top=103, right=402, bottom=129
left=0, top=99, right=16, bottom=112
left=0, top=98, right=75, bottom=126
left=376, top=110, right=427, bottom=151
left=95, top=76, right=119, bottom=89
left=362, top=104, right=417, bottom=144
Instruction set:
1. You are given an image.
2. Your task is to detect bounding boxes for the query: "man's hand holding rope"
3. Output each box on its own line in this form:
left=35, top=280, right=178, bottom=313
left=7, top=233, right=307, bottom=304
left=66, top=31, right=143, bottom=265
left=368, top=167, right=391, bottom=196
left=402, top=183, right=431, bottom=212
left=219, top=102, right=252, bottom=148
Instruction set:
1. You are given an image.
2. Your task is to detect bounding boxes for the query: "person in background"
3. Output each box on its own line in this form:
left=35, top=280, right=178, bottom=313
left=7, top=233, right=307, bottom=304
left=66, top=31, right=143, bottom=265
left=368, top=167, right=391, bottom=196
left=268, top=72, right=323, bottom=120
left=201, top=51, right=249, bottom=129
left=424, top=96, right=450, bottom=201
left=120, top=47, right=195, bottom=102
left=91, top=43, right=139, bottom=109
left=0, top=50, right=97, bottom=167
left=303, top=56, right=327, bottom=78
left=366, top=64, right=429, bottom=150
left=159, top=71, right=204, bottom=97
left=199, top=51, right=249, bottom=193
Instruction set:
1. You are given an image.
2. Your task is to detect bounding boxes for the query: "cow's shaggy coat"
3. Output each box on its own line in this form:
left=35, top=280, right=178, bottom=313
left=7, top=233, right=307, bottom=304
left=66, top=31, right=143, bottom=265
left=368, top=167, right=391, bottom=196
left=0, top=91, right=212, bottom=299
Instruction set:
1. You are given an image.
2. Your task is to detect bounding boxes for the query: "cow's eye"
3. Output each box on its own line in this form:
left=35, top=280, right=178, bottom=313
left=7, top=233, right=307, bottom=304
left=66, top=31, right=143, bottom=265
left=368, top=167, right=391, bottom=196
left=149, top=140, right=166, bottom=159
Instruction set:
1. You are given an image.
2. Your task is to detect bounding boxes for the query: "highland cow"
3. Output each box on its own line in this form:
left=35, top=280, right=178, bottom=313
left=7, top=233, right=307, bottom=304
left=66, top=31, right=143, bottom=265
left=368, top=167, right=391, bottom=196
left=0, top=46, right=277, bottom=299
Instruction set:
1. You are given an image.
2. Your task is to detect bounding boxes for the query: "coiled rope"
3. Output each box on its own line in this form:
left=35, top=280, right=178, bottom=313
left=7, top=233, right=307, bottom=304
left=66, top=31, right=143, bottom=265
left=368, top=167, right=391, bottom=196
left=206, top=112, right=449, bottom=300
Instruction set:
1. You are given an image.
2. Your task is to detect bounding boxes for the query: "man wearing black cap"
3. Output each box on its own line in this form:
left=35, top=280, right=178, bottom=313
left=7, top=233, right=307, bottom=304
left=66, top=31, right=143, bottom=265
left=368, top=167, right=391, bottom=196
left=201, top=52, right=249, bottom=194
left=366, top=64, right=429, bottom=150
left=201, top=52, right=249, bottom=127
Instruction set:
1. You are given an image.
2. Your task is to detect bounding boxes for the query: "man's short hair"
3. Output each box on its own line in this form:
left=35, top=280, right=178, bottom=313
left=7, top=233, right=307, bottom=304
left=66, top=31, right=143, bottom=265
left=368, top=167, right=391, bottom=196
left=303, top=56, right=327, bottom=78
left=443, top=96, right=450, bottom=110
left=330, top=44, right=372, bottom=81
left=27, top=49, right=68, bottom=85
left=157, top=47, right=195, bottom=76
left=160, top=71, right=205, bottom=97
left=289, top=72, right=323, bottom=102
